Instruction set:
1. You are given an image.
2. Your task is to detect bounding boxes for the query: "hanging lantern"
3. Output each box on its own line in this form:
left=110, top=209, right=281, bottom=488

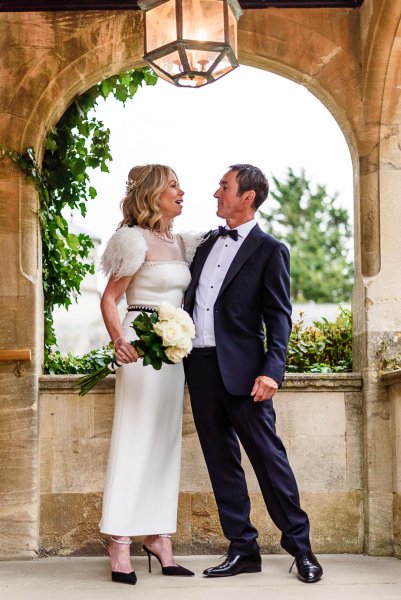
left=138, top=0, right=242, bottom=88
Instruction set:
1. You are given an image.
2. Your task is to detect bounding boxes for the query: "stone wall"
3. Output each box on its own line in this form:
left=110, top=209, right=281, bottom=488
left=39, top=373, right=363, bottom=556
left=382, top=370, right=401, bottom=560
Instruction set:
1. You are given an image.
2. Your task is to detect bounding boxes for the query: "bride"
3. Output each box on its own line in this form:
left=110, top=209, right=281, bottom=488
left=99, top=164, right=201, bottom=584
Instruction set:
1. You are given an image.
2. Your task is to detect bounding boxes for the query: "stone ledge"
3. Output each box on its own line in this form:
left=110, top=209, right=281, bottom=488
left=381, top=369, right=401, bottom=387
left=39, top=372, right=363, bottom=393
left=283, top=372, right=362, bottom=390
left=39, top=374, right=115, bottom=393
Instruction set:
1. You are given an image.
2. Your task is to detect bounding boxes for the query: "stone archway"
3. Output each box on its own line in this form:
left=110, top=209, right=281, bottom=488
left=1, top=2, right=401, bottom=558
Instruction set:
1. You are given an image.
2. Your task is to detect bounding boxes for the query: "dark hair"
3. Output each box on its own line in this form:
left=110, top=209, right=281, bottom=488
left=229, top=164, right=269, bottom=209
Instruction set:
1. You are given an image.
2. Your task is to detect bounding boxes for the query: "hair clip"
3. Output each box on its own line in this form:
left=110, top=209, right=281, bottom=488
left=126, top=178, right=140, bottom=193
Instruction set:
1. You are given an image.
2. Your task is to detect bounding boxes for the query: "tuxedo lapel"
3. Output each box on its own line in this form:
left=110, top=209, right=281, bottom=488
left=216, top=224, right=264, bottom=300
left=185, top=231, right=219, bottom=309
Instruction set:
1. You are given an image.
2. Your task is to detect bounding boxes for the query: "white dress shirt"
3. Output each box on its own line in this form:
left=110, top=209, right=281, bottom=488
left=192, top=219, right=258, bottom=347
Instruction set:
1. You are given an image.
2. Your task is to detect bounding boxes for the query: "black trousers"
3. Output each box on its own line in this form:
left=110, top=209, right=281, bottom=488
left=185, top=347, right=311, bottom=557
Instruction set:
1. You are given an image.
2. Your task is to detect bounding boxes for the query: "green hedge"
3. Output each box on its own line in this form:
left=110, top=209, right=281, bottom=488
left=286, top=307, right=352, bottom=373
left=45, top=347, right=114, bottom=375
left=45, top=307, right=352, bottom=375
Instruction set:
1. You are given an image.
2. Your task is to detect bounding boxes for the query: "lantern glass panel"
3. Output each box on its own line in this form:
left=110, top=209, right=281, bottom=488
left=185, top=48, right=221, bottom=72
left=153, top=50, right=184, bottom=77
left=211, top=55, right=235, bottom=80
left=228, top=6, right=238, bottom=56
left=145, top=0, right=177, bottom=53
left=150, top=63, right=174, bottom=84
left=181, top=0, right=225, bottom=43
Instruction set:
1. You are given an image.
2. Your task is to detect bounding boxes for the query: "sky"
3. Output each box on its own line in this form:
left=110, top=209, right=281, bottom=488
left=72, top=64, right=354, bottom=248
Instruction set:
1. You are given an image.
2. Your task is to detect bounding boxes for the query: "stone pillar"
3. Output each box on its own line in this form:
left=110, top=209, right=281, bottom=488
left=0, top=9, right=145, bottom=558
left=354, top=157, right=401, bottom=554
left=353, top=1, right=401, bottom=556
left=0, top=156, right=42, bottom=558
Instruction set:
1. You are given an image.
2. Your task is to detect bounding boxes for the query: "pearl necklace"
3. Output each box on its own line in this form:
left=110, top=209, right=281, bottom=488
left=150, top=229, right=175, bottom=244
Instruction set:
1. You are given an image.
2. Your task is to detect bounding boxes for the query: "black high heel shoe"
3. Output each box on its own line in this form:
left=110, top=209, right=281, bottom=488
left=109, top=536, right=137, bottom=585
left=111, top=571, right=137, bottom=585
left=142, top=537, right=194, bottom=577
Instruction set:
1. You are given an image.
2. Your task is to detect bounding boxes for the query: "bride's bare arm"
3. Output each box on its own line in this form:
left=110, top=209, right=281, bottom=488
left=101, top=276, right=139, bottom=363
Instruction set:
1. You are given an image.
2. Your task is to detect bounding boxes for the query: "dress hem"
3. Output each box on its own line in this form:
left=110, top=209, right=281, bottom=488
left=99, top=527, right=177, bottom=537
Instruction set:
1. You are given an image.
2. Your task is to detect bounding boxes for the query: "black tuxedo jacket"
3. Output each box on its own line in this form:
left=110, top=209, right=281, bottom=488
left=184, top=223, right=292, bottom=396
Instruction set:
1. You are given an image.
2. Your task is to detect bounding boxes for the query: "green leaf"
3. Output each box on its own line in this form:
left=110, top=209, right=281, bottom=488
left=120, top=74, right=132, bottom=86
left=66, top=234, right=79, bottom=251
left=143, top=355, right=152, bottom=367
left=144, top=70, right=158, bottom=86
left=129, top=83, right=138, bottom=97
left=101, top=78, right=113, bottom=98
left=71, top=157, right=86, bottom=177
left=114, top=84, right=128, bottom=103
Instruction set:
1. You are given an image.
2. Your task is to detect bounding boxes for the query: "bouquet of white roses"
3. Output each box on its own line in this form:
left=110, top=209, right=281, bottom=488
left=77, top=302, right=195, bottom=396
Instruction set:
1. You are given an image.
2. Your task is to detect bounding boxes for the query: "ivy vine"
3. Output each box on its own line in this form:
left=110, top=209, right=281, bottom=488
left=1, top=67, right=157, bottom=367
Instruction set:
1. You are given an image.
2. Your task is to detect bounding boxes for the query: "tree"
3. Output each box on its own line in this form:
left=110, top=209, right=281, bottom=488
left=258, top=168, right=353, bottom=303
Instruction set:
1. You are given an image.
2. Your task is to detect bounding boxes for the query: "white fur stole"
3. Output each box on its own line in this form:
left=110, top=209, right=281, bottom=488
left=179, top=231, right=205, bottom=264
left=100, top=226, right=147, bottom=279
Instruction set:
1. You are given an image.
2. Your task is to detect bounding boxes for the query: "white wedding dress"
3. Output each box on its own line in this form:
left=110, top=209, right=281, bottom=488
left=99, top=226, right=201, bottom=536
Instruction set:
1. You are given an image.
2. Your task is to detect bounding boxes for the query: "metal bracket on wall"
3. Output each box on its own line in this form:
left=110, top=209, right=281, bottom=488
left=0, top=349, right=32, bottom=377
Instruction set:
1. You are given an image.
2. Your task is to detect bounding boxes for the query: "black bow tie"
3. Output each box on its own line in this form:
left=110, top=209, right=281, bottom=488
left=218, top=226, right=239, bottom=241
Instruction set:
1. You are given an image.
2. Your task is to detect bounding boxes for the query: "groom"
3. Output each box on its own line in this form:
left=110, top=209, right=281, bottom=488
left=184, top=164, right=322, bottom=583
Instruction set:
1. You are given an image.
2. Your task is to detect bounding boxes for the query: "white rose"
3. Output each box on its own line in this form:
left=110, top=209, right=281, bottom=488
left=165, top=345, right=187, bottom=363
left=182, top=320, right=196, bottom=338
left=182, top=340, right=193, bottom=354
left=174, top=336, right=193, bottom=352
left=157, top=301, right=177, bottom=321
left=154, top=320, right=185, bottom=347
left=174, top=307, right=191, bottom=324
left=173, top=308, right=196, bottom=337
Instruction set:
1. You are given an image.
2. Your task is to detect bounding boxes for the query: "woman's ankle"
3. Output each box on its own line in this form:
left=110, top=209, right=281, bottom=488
left=144, top=534, right=176, bottom=567
left=110, top=536, right=131, bottom=545
left=108, top=536, right=133, bottom=573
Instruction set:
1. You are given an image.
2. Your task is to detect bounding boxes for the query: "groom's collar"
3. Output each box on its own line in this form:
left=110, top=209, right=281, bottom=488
left=225, top=218, right=257, bottom=239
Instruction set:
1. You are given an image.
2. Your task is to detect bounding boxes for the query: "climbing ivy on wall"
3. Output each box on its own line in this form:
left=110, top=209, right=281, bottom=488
left=1, top=67, right=157, bottom=364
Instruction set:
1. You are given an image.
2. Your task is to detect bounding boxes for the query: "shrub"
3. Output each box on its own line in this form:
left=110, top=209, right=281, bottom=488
left=45, top=347, right=114, bottom=375
left=286, top=307, right=352, bottom=373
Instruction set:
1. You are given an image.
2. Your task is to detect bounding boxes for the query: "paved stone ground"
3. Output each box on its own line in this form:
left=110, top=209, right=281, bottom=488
left=1, top=555, right=401, bottom=600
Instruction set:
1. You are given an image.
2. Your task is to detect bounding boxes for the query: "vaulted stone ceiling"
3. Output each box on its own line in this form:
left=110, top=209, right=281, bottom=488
left=0, top=0, right=365, bottom=11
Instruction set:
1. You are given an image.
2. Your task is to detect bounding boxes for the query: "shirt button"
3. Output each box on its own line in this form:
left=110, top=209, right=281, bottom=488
left=206, top=308, right=209, bottom=311
left=217, top=265, right=220, bottom=267
left=211, top=286, right=213, bottom=288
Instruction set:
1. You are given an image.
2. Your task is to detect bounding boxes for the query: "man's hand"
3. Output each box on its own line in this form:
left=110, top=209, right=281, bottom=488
left=251, top=375, right=279, bottom=402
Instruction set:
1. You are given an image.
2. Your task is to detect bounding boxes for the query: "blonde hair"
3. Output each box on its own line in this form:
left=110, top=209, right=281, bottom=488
left=119, top=164, right=178, bottom=231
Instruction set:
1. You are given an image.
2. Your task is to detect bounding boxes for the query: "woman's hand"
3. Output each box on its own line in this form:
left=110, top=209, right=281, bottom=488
left=113, top=337, right=140, bottom=364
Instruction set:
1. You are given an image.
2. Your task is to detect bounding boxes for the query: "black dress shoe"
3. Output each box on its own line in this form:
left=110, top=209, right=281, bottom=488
left=203, top=553, right=262, bottom=577
left=290, top=551, right=323, bottom=583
